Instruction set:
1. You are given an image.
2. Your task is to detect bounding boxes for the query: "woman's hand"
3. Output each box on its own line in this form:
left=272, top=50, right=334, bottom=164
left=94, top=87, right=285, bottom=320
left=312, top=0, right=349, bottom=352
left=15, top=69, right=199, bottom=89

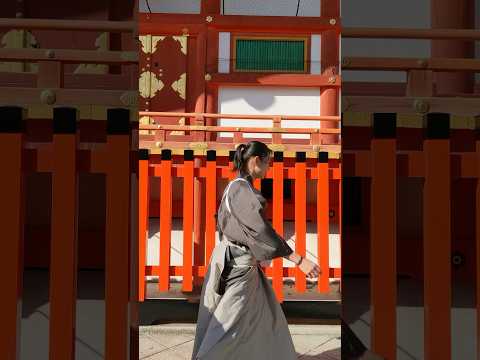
left=298, top=258, right=321, bottom=278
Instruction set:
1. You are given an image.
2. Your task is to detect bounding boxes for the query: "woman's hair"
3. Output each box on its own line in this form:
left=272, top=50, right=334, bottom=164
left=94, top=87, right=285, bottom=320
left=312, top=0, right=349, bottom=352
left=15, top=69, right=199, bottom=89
left=232, top=141, right=272, bottom=172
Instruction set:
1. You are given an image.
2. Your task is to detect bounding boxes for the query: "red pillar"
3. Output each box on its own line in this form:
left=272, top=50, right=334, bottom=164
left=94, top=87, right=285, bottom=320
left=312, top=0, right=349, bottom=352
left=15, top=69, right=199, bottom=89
left=320, top=0, right=340, bottom=145
left=431, top=0, right=475, bottom=94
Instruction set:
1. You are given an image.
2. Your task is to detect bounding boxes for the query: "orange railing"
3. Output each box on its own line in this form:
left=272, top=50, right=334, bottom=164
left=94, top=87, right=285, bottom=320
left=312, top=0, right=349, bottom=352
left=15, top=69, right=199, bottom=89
left=0, top=106, right=136, bottom=360
left=139, top=111, right=341, bottom=153
left=138, top=148, right=341, bottom=302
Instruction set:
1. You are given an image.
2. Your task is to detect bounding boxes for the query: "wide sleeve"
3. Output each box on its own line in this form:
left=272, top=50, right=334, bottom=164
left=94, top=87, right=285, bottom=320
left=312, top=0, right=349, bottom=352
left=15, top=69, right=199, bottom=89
left=228, top=180, right=293, bottom=261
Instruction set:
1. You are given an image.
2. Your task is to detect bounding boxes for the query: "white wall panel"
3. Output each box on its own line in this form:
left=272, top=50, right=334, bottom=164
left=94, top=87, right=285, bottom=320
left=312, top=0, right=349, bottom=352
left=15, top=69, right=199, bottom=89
left=218, top=86, right=321, bottom=139
left=139, top=0, right=200, bottom=14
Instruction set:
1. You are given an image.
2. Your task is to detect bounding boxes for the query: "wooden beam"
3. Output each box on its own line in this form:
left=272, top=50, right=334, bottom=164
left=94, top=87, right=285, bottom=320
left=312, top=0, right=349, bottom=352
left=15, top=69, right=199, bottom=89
left=139, top=111, right=340, bottom=122
left=343, top=56, right=480, bottom=72
left=0, top=72, right=136, bottom=90
left=342, top=27, right=480, bottom=40
left=141, top=124, right=340, bottom=134
left=0, top=48, right=137, bottom=64
left=209, top=73, right=340, bottom=87
left=343, top=96, right=480, bottom=116
left=0, top=88, right=136, bottom=107
left=139, top=13, right=339, bottom=34
left=0, top=18, right=134, bottom=32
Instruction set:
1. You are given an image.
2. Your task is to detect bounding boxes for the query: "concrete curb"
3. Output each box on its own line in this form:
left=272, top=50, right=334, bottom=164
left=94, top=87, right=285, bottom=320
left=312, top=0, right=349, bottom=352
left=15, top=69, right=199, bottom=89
left=139, top=324, right=341, bottom=337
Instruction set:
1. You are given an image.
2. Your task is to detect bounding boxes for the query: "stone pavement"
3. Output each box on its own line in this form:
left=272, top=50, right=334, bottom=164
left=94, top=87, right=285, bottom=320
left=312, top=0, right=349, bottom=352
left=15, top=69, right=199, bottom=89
left=139, top=323, right=341, bottom=360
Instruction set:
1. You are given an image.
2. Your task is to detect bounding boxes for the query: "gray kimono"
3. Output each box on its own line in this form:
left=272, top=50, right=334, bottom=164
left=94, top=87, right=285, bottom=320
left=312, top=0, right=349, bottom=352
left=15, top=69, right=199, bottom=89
left=191, top=176, right=297, bottom=360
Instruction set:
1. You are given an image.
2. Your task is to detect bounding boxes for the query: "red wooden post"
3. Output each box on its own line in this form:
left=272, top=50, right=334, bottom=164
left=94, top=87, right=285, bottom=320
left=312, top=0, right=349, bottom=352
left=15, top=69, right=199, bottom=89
left=105, top=109, right=131, bottom=360
left=295, top=152, right=307, bottom=293
left=338, top=163, right=342, bottom=290
left=320, top=0, right=340, bottom=145
left=317, top=152, right=330, bottom=293
left=253, top=178, right=261, bottom=191
left=0, top=107, right=25, bottom=360
left=370, top=113, right=397, bottom=360
left=49, top=108, right=78, bottom=360
left=138, top=149, right=149, bottom=301
left=159, top=149, right=172, bottom=291
left=272, top=116, right=282, bottom=145
left=272, top=152, right=285, bottom=302
left=423, top=113, right=451, bottom=360
left=205, top=150, right=217, bottom=263
left=183, top=150, right=195, bottom=291
left=193, top=156, right=205, bottom=288
left=476, top=117, right=480, bottom=360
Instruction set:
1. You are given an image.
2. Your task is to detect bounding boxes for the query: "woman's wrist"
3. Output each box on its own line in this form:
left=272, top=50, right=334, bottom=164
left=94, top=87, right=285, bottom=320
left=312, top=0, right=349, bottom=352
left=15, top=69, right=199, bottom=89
left=286, top=252, right=303, bottom=266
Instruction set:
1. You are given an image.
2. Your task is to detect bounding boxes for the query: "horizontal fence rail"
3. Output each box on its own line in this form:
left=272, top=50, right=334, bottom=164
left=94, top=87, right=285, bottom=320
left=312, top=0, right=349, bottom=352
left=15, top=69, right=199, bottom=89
left=138, top=111, right=342, bottom=154
left=138, top=149, right=342, bottom=303
left=0, top=18, right=136, bottom=32
left=0, top=18, right=138, bottom=109
left=343, top=111, right=480, bottom=360
left=0, top=106, right=136, bottom=360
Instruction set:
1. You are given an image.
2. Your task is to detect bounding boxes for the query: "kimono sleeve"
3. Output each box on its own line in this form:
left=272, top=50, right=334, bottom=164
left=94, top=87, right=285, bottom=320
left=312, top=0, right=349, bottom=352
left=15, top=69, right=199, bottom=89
left=228, top=181, right=293, bottom=261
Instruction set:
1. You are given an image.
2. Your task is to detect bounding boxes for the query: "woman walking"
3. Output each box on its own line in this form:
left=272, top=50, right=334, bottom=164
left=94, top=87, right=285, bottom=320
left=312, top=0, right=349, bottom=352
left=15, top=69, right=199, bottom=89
left=192, top=141, right=321, bottom=360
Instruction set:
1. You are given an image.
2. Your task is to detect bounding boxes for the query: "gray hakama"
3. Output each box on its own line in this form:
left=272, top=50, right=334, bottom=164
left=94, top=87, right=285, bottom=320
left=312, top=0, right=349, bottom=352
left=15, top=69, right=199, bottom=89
left=191, top=177, right=297, bottom=360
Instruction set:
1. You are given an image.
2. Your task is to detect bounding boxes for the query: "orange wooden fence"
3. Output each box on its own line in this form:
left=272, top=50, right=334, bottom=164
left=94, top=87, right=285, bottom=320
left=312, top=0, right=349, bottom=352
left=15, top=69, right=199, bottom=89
left=343, top=111, right=480, bottom=360
left=0, top=106, right=136, bottom=360
left=138, top=148, right=342, bottom=302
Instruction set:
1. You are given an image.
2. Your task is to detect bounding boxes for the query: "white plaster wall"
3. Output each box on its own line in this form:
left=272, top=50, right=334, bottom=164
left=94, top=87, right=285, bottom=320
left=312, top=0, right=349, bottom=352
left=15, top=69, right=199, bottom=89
left=139, top=0, right=201, bottom=14
left=221, top=0, right=320, bottom=17
left=218, top=86, right=321, bottom=139
left=139, top=0, right=320, bottom=16
left=341, top=0, right=430, bottom=83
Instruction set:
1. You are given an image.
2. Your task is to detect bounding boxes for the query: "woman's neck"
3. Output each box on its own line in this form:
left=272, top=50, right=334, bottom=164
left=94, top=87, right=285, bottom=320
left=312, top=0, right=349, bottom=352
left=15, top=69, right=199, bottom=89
left=239, top=170, right=254, bottom=183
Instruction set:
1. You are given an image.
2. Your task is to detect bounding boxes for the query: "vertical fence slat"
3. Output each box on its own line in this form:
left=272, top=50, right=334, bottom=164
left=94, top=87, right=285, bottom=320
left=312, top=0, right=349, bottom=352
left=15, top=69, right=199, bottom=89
left=317, top=152, right=330, bottom=293
left=183, top=150, right=194, bottom=292
left=138, top=150, right=149, bottom=301
left=423, top=113, right=451, bottom=360
left=0, top=107, right=25, bottom=359
left=272, top=152, right=284, bottom=302
left=105, top=109, right=131, bottom=360
left=370, top=113, right=397, bottom=360
left=338, top=163, right=342, bottom=291
left=253, top=178, right=261, bottom=191
left=193, top=156, right=204, bottom=288
left=476, top=130, right=480, bottom=360
left=49, top=108, right=78, bottom=360
left=205, top=150, right=217, bottom=263
left=295, top=152, right=307, bottom=293
left=159, top=149, right=172, bottom=291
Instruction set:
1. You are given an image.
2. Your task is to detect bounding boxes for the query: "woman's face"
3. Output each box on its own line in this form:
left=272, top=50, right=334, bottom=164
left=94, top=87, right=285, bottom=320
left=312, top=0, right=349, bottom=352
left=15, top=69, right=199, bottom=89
left=252, top=154, right=271, bottom=179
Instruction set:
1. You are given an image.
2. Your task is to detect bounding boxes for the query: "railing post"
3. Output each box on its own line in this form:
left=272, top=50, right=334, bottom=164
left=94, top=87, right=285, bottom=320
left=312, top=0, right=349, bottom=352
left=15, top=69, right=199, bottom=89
left=295, top=151, right=307, bottom=293
left=138, top=149, right=149, bottom=301
left=159, top=149, right=172, bottom=291
left=317, top=151, right=330, bottom=293
left=0, top=106, right=25, bottom=360
left=183, top=150, right=195, bottom=292
left=423, top=113, right=451, bottom=360
left=49, top=107, right=79, bottom=360
left=475, top=114, right=480, bottom=360
left=105, top=108, right=131, bottom=360
left=272, top=116, right=281, bottom=145
left=205, top=150, right=217, bottom=263
left=370, top=113, right=397, bottom=360
left=272, top=151, right=285, bottom=302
